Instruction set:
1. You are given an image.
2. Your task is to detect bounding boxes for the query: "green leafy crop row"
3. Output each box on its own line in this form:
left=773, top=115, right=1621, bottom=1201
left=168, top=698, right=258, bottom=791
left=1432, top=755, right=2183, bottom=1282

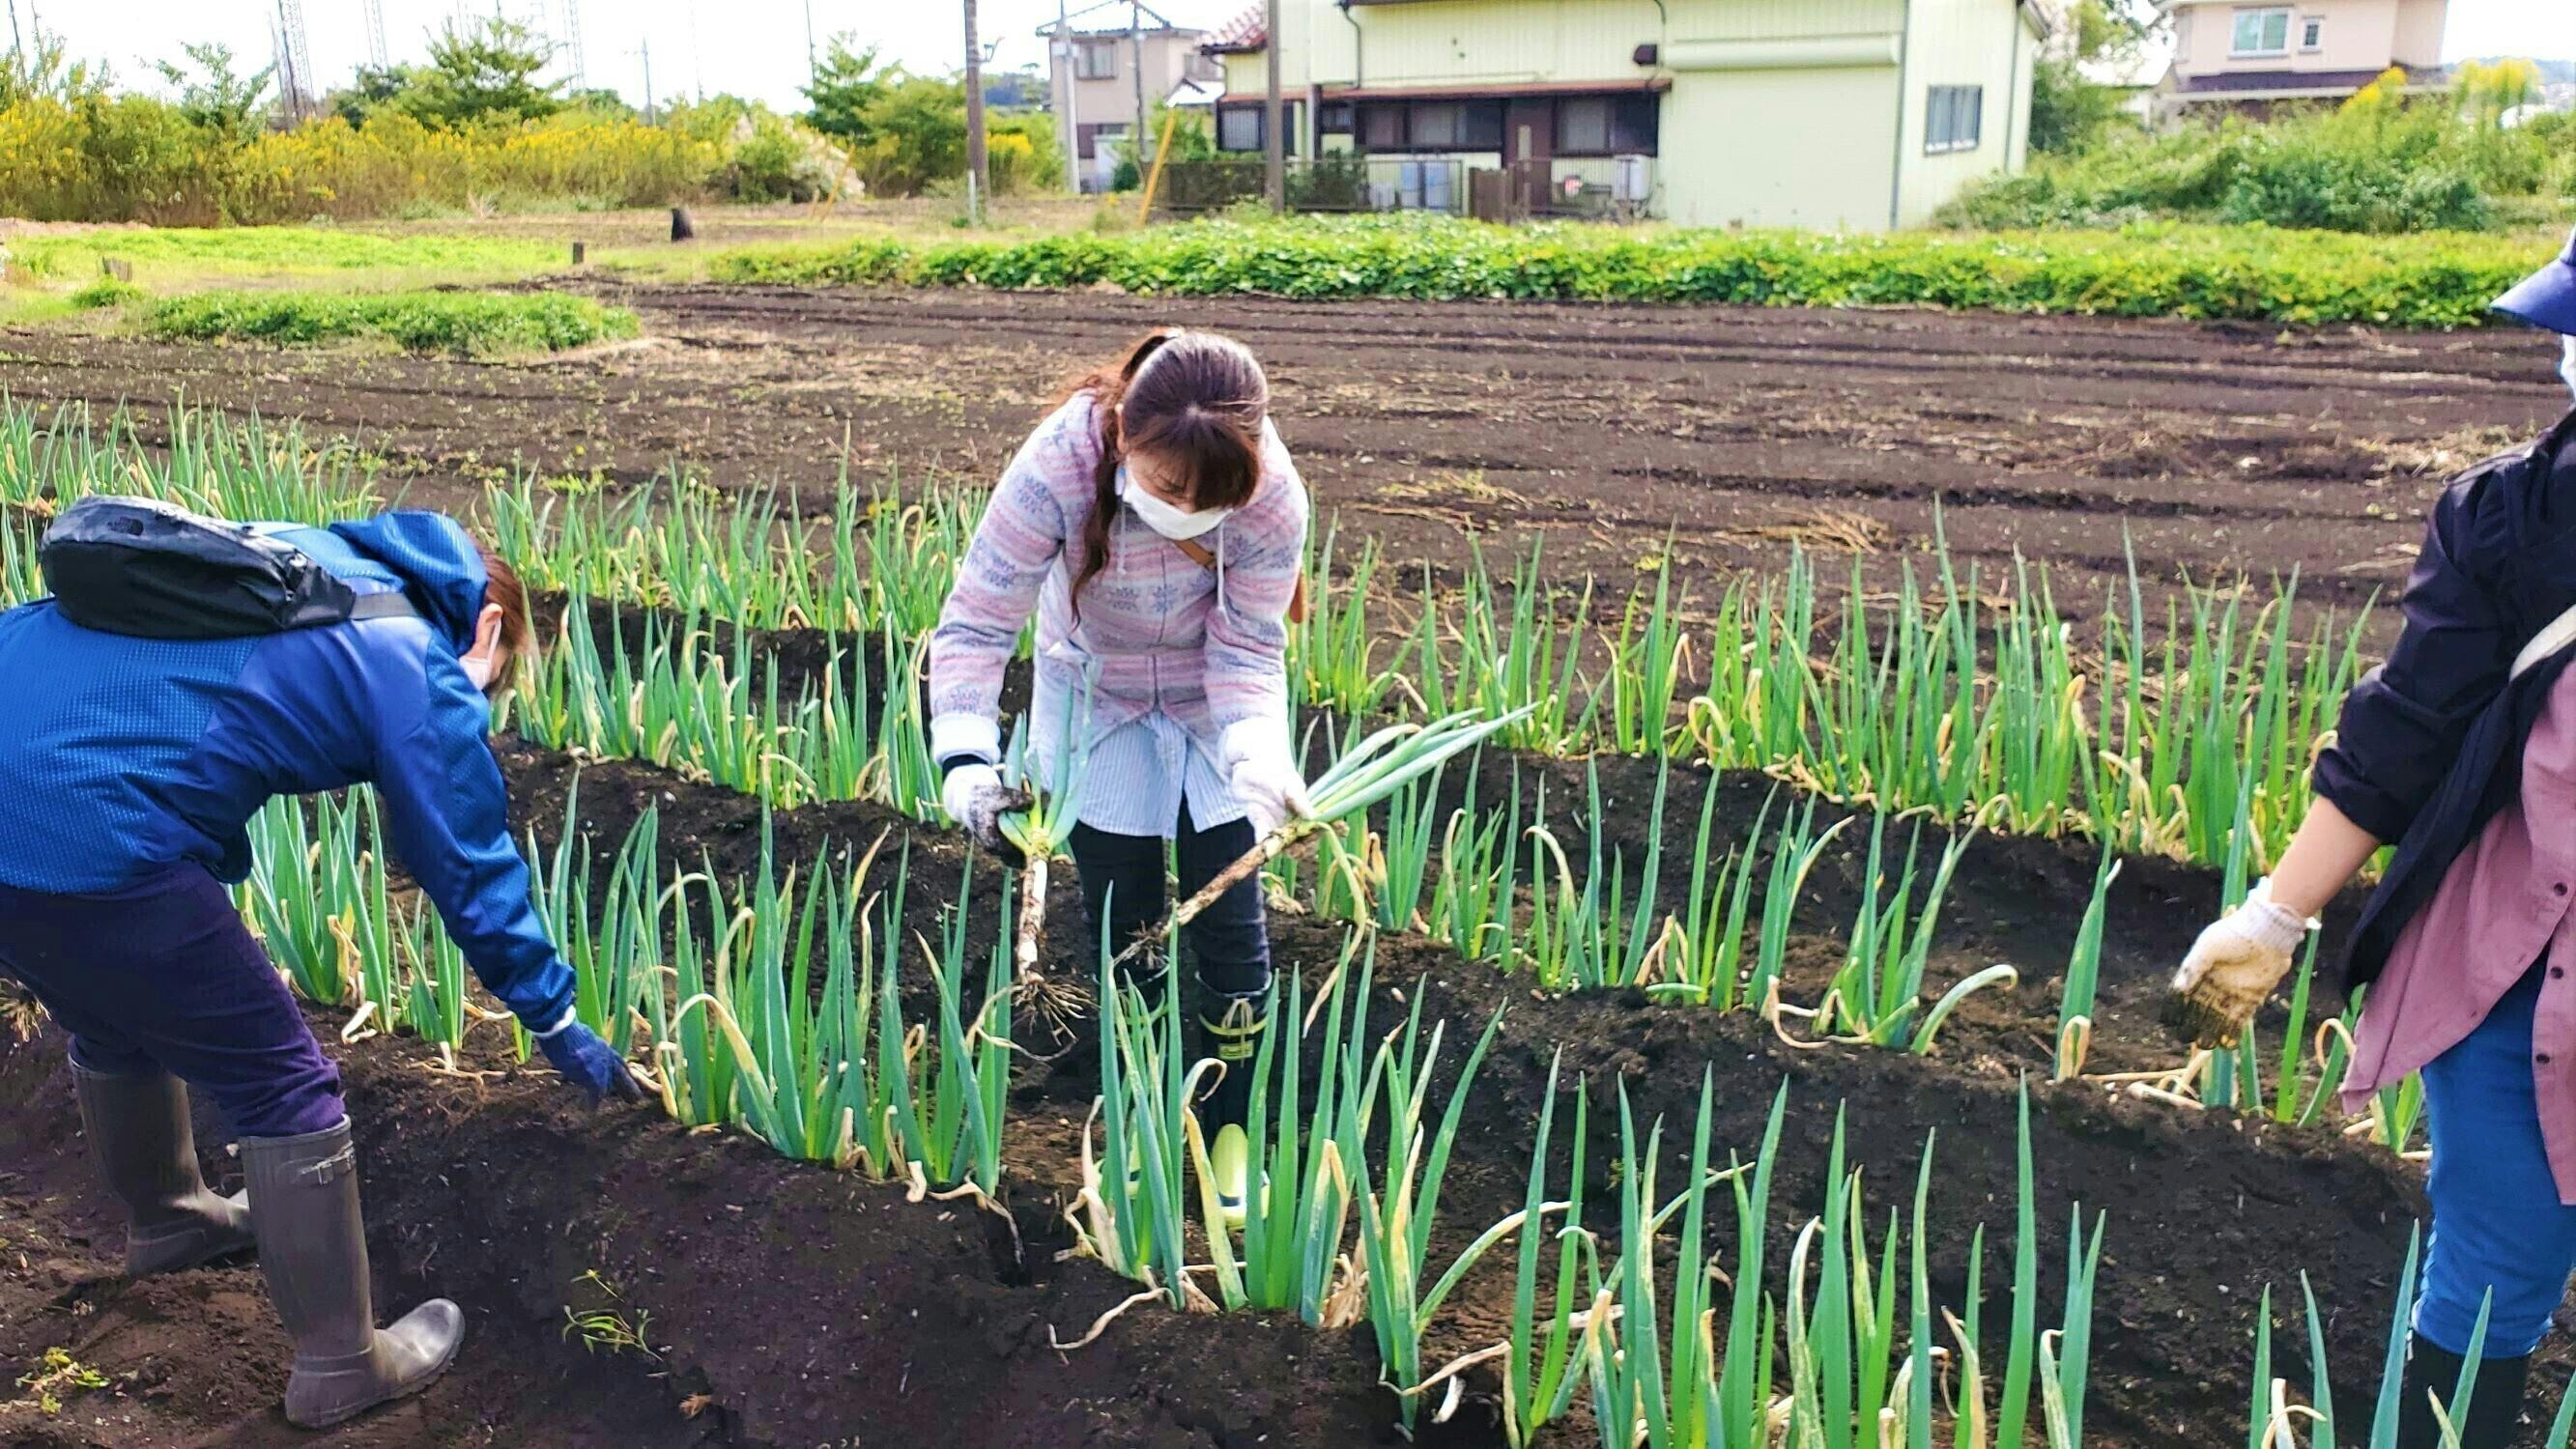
left=140, top=288, right=640, bottom=355
left=707, top=214, right=2555, bottom=328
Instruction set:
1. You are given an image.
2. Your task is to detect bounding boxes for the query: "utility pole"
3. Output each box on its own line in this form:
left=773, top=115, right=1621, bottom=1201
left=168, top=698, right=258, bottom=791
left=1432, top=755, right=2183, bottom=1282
left=1056, top=0, right=1079, bottom=192
left=1264, top=0, right=1282, bottom=212
left=964, top=0, right=988, bottom=224
left=561, top=0, right=587, bottom=90
left=803, top=0, right=817, bottom=88
left=362, top=0, right=388, bottom=69
left=639, top=38, right=655, bottom=124
left=686, top=0, right=702, bottom=102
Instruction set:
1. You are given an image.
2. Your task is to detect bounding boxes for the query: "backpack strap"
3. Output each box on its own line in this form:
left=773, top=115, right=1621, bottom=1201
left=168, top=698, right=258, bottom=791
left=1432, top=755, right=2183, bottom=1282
left=345, top=590, right=418, bottom=623
left=2513, top=600, right=2576, bottom=681
left=1171, top=538, right=1310, bottom=625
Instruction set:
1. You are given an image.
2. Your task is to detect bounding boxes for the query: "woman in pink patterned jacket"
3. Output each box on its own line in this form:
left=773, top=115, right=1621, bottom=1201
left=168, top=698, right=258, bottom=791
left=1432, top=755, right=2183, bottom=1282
left=929, top=329, right=1309, bottom=1221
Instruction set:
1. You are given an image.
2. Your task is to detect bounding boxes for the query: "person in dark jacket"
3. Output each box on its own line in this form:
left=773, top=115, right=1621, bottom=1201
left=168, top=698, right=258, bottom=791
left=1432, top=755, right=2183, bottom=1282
left=2168, top=229, right=2576, bottom=1448
left=0, top=508, right=638, bottom=1431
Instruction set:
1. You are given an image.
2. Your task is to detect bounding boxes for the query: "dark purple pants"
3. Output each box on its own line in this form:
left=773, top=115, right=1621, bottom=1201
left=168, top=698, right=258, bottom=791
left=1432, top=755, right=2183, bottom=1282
left=0, top=865, right=344, bottom=1139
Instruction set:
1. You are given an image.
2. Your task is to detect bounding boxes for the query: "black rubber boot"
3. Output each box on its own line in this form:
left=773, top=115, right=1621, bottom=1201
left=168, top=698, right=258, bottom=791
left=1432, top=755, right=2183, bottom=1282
left=241, top=1120, right=463, bottom=1430
left=1197, top=987, right=1272, bottom=1136
left=1197, top=985, right=1272, bottom=1228
left=72, top=1063, right=255, bottom=1276
left=2395, top=1335, right=2531, bottom=1449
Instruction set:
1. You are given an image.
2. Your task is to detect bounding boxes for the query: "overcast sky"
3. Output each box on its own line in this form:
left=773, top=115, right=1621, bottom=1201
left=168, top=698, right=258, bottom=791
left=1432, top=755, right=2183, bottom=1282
left=22, top=0, right=2576, bottom=114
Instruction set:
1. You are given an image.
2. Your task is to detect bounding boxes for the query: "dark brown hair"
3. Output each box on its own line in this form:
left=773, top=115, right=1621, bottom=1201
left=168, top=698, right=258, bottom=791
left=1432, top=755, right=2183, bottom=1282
left=1066, top=328, right=1270, bottom=608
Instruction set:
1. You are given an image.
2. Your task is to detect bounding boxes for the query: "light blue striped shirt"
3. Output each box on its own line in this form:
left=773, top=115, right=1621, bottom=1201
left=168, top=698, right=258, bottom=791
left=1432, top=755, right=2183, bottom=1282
left=1043, top=708, right=1247, bottom=840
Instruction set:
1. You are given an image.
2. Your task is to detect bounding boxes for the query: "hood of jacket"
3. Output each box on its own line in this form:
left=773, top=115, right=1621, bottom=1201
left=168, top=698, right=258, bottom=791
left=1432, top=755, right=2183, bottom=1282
left=327, top=511, right=488, bottom=655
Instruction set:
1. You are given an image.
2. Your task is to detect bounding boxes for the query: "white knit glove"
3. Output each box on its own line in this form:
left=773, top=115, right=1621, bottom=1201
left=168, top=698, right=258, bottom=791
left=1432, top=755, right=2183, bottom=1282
left=1220, top=719, right=1312, bottom=837
left=2162, top=878, right=2314, bottom=1048
left=941, top=762, right=1030, bottom=865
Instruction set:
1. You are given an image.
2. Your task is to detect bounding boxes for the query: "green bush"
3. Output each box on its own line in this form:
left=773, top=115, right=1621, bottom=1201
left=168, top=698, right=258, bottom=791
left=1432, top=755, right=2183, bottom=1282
left=1949, top=87, right=2572, bottom=235
left=703, top=213, right=2554, bottom=327
left=141, top=288, right=639, bottom=355
left=68, top=277, right=144, bottom=308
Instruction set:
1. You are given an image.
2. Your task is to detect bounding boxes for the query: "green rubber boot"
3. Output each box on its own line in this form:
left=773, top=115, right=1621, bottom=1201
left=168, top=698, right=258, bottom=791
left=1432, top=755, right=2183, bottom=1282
left=242, top=1121, right=463, bottom=1430
left=72, top=1063, right=255, bottom=1277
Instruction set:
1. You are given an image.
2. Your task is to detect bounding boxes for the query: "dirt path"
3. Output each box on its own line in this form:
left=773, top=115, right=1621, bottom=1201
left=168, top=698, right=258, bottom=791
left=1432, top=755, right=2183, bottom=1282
left=3, top=284, right=2567, bottom=633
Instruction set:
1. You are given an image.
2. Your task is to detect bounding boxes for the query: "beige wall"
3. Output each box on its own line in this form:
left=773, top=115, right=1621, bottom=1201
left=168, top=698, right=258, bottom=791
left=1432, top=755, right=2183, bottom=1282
left=1058, top=31, right=1216, bottom=141
left=2169, top=0, right=2447, bottom=76
left=1662, top=66, right=1898, bottom=230
left=1237, top=0, right=2039, bottom=230
left=1311, top=0, right=1665, bottom=83
left=2390, top=0, right=2447, bottom=67
left=1894, top=0, right=2036, bottom=225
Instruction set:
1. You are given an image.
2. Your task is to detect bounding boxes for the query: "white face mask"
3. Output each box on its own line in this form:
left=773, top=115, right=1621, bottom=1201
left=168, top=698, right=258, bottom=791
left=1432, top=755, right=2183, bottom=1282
left=2561, top=334, right=2576, bottom=405
left=1118, top=465, right=1232, bottom=541
left=460, top=650, right=497, bottom=694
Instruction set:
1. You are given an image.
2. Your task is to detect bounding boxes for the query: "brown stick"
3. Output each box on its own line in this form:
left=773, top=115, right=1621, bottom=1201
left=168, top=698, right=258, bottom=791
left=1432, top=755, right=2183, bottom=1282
left=1104, top=819, right=1318, bottom=978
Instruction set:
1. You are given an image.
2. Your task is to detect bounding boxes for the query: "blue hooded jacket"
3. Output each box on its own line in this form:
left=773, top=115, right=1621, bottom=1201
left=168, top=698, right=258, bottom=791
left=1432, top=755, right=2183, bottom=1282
left=0, top=511, right=575, bottom=1026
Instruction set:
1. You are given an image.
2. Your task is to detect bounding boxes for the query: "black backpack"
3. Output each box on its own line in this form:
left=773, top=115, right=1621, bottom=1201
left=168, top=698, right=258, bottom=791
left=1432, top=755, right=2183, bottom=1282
left=38, top=497, right=415, bottom=640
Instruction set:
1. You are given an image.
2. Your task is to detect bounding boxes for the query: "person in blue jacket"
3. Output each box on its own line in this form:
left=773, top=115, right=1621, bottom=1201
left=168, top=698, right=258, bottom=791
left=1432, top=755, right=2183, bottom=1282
left=0, top=508, right=637, bottom=1431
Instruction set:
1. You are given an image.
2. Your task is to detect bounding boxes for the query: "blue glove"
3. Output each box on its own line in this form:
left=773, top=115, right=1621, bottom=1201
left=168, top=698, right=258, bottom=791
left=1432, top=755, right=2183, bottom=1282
left=531, top=1013, right=644, bottom=1103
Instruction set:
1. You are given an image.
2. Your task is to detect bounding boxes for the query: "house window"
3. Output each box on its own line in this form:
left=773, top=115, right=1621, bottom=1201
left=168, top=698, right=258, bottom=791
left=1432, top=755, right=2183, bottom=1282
left=1318, top=101, right=1355, bottom=135
left=2230, top=8, right=2292, bottom=56
left=1399, top=99, right=1502, bottom=151
left=1077, top=121, right=1129, bottom=160
left=1554, top=95, right=1659, bottom=156
left=1216, top=103, right=1303, bottom=154
left=1074, top=40, right=1118, bottom=79
left=1925, top=85, right=1983, bottom=155
left=1411, top=102, right=1463, bottom=147
left=1558, top=98, right=1611, bottom=154
left=2300, top=14, right=2325, bottom=49
left=1360, top=103, right=1405, bottom=150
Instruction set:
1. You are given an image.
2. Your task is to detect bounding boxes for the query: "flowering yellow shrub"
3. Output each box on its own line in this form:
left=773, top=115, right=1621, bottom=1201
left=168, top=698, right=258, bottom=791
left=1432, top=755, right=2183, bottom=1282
left=0, top=104, right=726, bottom=223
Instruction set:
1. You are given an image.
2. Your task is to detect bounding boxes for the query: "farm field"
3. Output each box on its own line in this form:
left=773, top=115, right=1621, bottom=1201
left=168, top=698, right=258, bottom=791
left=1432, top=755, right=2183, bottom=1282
left=3, top=275, right=2574, bottom=1448
left=2, top=280, right=2566, bottom=634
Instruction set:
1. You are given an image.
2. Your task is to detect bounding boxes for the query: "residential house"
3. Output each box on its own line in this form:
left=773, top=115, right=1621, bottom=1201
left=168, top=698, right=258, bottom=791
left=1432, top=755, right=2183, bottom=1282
left=2156, top=0, right=2448, bottom=117
left=1039, top=1, right=1227, bottom=190
left=1201, top=0, right=2052, bottom=231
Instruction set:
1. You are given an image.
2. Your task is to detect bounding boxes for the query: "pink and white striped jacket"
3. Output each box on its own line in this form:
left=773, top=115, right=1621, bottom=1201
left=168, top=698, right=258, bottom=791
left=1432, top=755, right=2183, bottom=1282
left=928, top=391, right=1308, bottom=790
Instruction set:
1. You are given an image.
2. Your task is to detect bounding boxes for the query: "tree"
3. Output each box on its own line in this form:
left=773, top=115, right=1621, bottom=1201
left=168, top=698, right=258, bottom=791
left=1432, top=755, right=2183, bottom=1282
left=330, top=64, right=421, bottom=127
left=399, top=16, right=563, bottom=128
left=564, top=86, right=636, bottom=118
left=848, top=73, right=967, bottom=196
left=2453, top=58, right=2541, bottom=130
left=2029, top=0, right=2161, bottom=154
left=154, top=43, right=273, bottom=145
left=802, top=35, right=889, bottom=145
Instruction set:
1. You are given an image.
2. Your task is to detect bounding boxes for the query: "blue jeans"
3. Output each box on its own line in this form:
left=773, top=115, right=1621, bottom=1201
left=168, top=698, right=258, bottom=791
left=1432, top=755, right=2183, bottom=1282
left=0, top=865, right=345, bottom=1140
left=2419, top=962, right=2576, bottom=1357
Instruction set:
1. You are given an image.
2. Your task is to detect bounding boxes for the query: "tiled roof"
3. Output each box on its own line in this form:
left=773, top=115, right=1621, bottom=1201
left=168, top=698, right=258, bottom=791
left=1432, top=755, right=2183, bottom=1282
left=1202, top=5, right=1266, bottom=53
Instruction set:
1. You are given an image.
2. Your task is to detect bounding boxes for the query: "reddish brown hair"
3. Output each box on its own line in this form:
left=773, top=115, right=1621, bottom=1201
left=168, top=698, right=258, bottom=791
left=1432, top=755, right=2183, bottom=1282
left=477, top=545, right=535, bottom=665
left=1065, top=328, right=1270, bottom=609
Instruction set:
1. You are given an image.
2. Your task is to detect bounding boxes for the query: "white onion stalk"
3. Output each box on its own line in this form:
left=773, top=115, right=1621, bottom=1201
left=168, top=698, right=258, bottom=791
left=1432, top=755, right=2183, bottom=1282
left=996, top=691, right=1092, bottom=1014
left=1107, top=704, right=1534, bottom=978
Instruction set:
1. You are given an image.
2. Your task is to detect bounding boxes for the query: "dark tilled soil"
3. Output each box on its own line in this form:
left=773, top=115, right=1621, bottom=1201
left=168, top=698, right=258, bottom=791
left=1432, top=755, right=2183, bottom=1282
left=7, top=742, right=2569, bottom=1446
left=0, top=1012, right=1403, bottom=1448
left=488, top=745, right=2574, bottom=1447
left=6, top=284, right=2570, bottom=638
